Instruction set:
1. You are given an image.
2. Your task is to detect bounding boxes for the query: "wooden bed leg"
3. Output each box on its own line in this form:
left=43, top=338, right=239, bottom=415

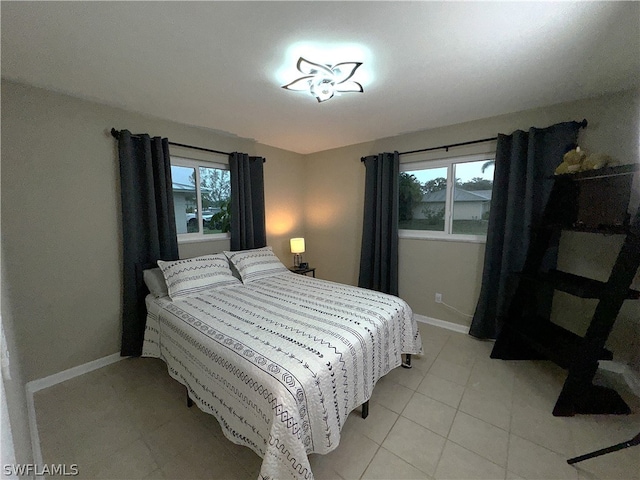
left=402, top=354, right=412, bottom=369
left=361, top=401, right=369, bottom=419
left=186, top=389, right=193, bottom=408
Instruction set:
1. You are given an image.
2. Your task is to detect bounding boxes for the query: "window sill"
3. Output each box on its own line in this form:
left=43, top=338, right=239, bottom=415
left=399, top=231, right=487, bottom=244
left=177, top=233, right=230, bottom=244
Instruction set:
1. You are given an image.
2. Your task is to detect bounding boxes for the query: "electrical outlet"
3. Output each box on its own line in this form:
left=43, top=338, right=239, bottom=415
left=435, top=293, right=442, bottom=303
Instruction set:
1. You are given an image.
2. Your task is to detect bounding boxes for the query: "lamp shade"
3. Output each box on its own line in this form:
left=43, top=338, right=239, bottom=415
left=290, top=237, right=305, bottom=254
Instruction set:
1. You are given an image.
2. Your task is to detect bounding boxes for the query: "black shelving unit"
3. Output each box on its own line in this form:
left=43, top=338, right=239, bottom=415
left=491, top=164, right=640, bottom=416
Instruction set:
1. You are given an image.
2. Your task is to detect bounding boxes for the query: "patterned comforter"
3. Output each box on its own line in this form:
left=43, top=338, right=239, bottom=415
left=143, top=272, right=423, bottom=479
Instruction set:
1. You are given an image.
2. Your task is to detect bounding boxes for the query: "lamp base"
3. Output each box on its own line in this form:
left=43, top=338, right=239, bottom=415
left=293, top=254, right=302, bottom=267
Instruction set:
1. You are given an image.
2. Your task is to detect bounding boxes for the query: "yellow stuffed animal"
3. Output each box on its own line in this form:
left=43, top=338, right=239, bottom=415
left=555, top=147, right=586, bottom=175
left=581, top=152, right=613, bottom=171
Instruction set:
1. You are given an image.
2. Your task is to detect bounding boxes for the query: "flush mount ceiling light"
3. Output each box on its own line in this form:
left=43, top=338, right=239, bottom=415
left=282, top=57, right=363, bottom=103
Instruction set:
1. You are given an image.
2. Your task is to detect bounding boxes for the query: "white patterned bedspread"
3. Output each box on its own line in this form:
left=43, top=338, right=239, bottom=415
left=143, top=272, right=423, bottom=480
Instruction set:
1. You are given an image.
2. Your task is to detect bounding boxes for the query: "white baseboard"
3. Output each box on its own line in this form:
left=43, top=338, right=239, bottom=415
left=414, top=313, right=470, bottom=334
left=26, top=352, right=122, bottom=394
left=25, top=352, right=122, bottom=474
left=413, top=316, right=640, bottom=399
left=26, top=382, right=43, bottom=472
left=599, top=360, right=640, bottom=398
left=623, top=368, right=640, bottom=397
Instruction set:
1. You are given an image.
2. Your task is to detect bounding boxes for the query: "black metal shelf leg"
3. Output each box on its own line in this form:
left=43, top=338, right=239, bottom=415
left=568, top=432, right=640, bottom=464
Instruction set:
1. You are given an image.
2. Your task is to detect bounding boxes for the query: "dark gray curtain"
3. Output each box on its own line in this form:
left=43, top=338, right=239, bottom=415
left=469, top=121, right=583, bottom=339
left=116, top=130, right=178, bottom=356
left=359, top=152, right=399, bottom=295
left=229, top=152, right=267, bottom=251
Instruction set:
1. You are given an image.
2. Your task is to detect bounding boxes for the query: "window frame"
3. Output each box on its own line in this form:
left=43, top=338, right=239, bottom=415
left=399, top=152, right=495, bottom=243
left=171, top=155, right=231, bottom=243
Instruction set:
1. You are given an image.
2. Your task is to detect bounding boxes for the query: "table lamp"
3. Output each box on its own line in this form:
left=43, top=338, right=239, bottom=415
left=290, top=237, right=305, bottom=267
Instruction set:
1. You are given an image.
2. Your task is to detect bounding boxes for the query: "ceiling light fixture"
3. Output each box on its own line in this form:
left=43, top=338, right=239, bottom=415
left=281, top=57, right=363, bottom=103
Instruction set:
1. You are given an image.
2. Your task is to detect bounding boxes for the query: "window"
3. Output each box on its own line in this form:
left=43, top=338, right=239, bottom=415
left=399, top=153, right=495, bottom=241
left=171, top=156, right=231, bottom=241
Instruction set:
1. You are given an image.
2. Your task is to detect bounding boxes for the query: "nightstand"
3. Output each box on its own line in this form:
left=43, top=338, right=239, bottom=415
left=289, top=266, right=316, bottom=277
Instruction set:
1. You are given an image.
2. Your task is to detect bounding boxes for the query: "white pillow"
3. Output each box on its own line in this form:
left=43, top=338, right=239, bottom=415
left=224, top=246, right=288, bottom=283
left=143, top=268, right=169, bottom=298
left=157, top=254, right=241, bottom=300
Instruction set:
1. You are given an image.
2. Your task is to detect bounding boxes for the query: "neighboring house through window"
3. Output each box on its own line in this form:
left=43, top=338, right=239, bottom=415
left=399, top=153, right=495, bottom=241
left=170, top=156, right=231, bottom=241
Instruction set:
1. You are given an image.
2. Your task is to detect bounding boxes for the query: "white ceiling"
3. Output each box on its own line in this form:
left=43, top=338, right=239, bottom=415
left=2, top=1, right=639, bottom=154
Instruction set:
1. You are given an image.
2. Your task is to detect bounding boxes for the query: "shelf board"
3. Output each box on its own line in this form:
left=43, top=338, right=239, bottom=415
left=526, top=270, right=640, bottom=300
left=533, top=223, right=631, bottom=235
left=551, top=163, right=638, bottom=181
left=566, top=224, right=632, bottom=234
left=494, top=319, right=613, bottom=369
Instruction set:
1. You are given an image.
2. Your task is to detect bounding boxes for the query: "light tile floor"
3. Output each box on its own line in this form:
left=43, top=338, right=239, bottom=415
left=34, top=322, right=640, bottom=479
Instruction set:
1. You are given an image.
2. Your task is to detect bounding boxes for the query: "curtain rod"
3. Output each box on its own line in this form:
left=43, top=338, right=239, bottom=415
left=110, top=128, right=231, bottom=156
left=398, top=136, right=498, bottom=156
left=375, top=118, right=588, bottom=158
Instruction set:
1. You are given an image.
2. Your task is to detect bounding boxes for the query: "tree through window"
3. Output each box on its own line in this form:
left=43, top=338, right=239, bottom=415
left=171, top=157, right=231, bottom=238
left=399, top=155, right=495, bottom=238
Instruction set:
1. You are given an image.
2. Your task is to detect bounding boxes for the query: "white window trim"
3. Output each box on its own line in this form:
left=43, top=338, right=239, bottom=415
left=171, top=155, right=231, bottom=243
left=399, top=152, right=495, bottom=243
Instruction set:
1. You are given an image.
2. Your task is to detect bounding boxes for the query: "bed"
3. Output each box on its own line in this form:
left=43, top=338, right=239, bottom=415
left=142, top=247, right=423, bottom=480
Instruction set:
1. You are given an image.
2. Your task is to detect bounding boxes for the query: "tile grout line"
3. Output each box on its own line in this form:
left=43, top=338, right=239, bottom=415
left=441, top=357, right=518, bottom=475
left=359, top=340, right=443, bottom=479
left=358, top=380, right=413, bottom=479
left=505, top=367, right=516, bottom=478
left=420, top=335, right=517, bottom=477
left=403, top=335, right=451, bottom=479
left=358, top=443, right=382, bottom=479
left=405, top=332, right=448, bottom=477
left=435, top=336, right=477, bottom=478
left=361, top=391, right=442, bottom=480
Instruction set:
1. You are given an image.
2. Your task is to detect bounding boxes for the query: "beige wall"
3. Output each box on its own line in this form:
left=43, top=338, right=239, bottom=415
left=302, top=142, right=369, bottom=284
left=304, top=89, right=639, bottom=366
left=177, top=144, right=306, bottom=262
left=553, top=233, right=640, bottom=371
left=1, top=80, right=305, bottom=385
left=2, top=79, right=638, bottom=389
